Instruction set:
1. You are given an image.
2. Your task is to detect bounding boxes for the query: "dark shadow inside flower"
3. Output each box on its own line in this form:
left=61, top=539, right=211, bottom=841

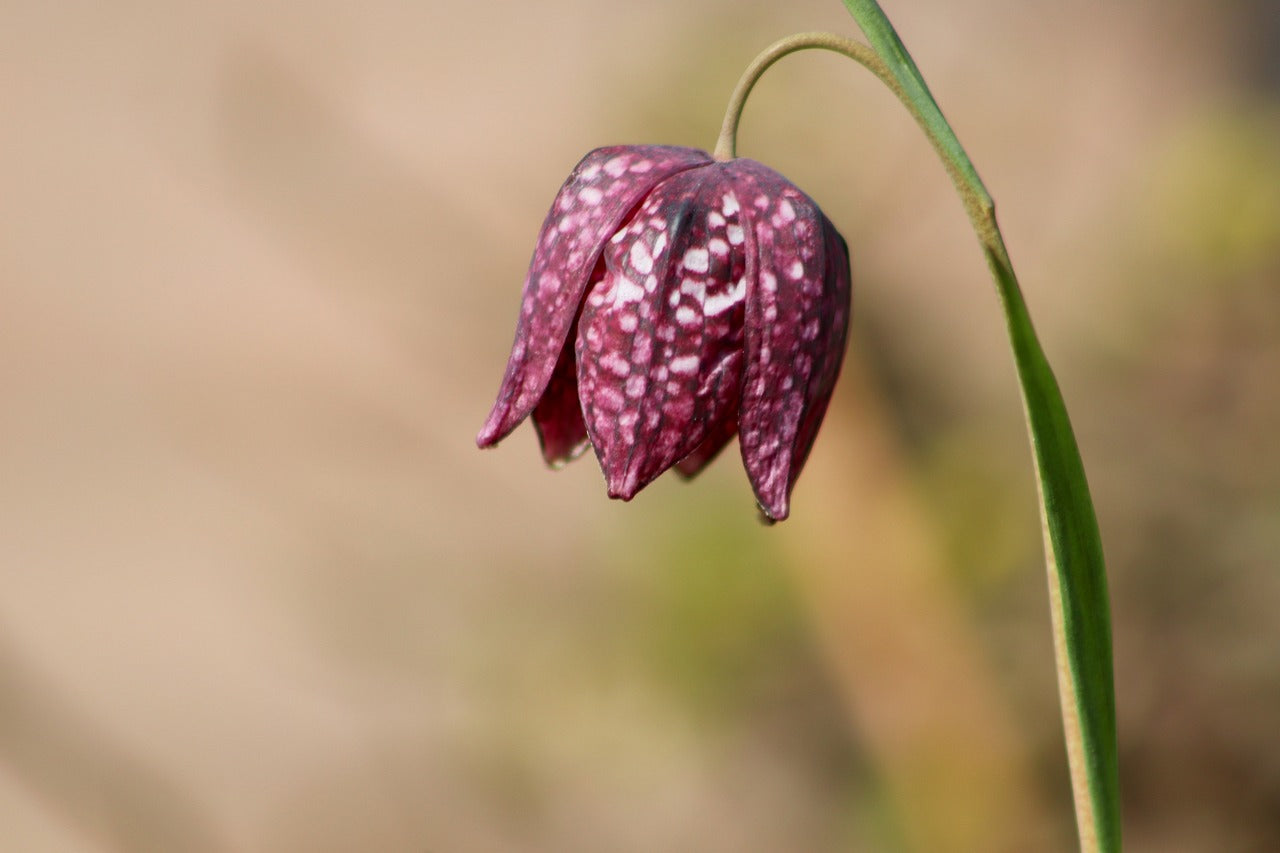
left=530, top=261, right=600, bottom=468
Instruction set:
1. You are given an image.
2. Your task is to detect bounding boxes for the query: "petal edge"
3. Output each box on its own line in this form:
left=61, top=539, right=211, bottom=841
left=731, top=159, right=849, bottom=520
left=477, top=146, right=713, bottom=448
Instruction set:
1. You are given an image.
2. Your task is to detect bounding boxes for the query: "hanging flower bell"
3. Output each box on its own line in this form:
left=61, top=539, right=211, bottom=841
left=477, top=144, right=851, bottom=520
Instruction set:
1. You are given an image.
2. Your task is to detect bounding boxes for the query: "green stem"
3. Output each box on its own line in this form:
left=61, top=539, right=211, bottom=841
left=718, top=8, right=1121, bottom=852
left=714, top=33, right=886, bottom=161
left=713, top=31, right=992, bottom=246
left=833, top=4, right=1120, bottom=850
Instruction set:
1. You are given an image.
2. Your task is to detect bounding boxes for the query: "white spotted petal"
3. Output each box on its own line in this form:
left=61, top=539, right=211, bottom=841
left=728, top=159, right=852, bottom=521
left=575, top=167, right=748, bottom=499
left=476, top=145, right=850, bottom=521
left=477, top=145, right=712, bottom=457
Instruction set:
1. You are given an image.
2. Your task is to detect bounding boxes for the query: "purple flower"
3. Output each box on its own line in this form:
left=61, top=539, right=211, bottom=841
left=477, top=145, right=851, bottom=521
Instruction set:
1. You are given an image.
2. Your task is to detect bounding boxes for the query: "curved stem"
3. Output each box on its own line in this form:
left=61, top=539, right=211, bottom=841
left=714, top=33, right=887, bottom=162
left=714, top=32, right=993, bottom=244
left=832, top=5, right=1119, bottom=849
left=720, top=16, right=1120, bottom=853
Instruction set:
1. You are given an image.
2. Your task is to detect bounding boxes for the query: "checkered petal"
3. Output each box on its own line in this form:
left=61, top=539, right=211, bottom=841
left=476, top=145, right=711, bottom=452
left=729, top=159, right=852, bottom=520
left=575, top=165, right=748, bottom=500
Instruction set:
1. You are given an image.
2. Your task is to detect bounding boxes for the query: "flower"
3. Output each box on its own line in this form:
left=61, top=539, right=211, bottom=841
left=477, top=145, right=851, bottom=521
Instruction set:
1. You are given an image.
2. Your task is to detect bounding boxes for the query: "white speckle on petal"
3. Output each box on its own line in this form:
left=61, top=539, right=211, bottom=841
left=578, top=186, right=603, bottom=205
left=633, top=335, right=652, bottom=363
left=788, top=260, right=805, bottom=279
left=619, top=313, right=638, bottom=332
left=675, top=305, right=698, bottom=326
left=708, top=211, right=725, bottom=227
left=615, top=278, right=645, bottom=304
left=626, top=375, right=647, bottom=397
left=601, top=352, right=632, bottom=377
left=777, top=199, right=796, bottom=223
left=761, top=271, right=778, bottom=293
left=726, top=224, right=744, bottom=245
left=630, top=160, right=653, bottom=173
left=708, top=238, right=729, bottom=256
left=669, top=355, right=699, bottom=375
left=722, top=194, right=739, bottom=216
left=630, top=242, right=654, bottom=274
left=682, top=248, right=709, bottom=273
left=604, top=156, right=629, bottom=177
left=596, top=385, right=625, bottom=412
left=704, top=277, right=745, bottom=315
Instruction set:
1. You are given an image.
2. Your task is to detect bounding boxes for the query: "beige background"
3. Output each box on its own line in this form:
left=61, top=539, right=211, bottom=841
left=2, top=1, right=1278, bottom=850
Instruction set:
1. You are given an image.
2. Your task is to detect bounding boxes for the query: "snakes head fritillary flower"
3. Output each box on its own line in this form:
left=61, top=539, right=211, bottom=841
left=476, top=145, right=851, bottom=521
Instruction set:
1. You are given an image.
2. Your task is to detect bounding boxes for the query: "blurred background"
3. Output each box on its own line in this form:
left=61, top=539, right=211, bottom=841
left=2, top=0, right=1278, bottom=850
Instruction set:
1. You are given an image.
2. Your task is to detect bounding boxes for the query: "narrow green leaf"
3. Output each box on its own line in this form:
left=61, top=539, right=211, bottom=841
left=837, top=2, right=1121, bottom=851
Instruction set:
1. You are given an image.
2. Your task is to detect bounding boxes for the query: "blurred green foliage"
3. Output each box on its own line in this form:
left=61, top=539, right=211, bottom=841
left=1148, top=105, right=1280, bottom=276
left=622, top=485, right=817, bottom=721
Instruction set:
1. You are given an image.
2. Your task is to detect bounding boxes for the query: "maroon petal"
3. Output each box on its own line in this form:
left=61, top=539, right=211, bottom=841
left=529, top=261, right=606, bottom=466
left=477, top=145, right=712, bottom=449
left=531, top=324, right=590, bottom=466
left=575, top=164, right=748, bottom=500
left=674, top=404, right=739, bottom=478
left=730, top=159, right=851, bottom=520
left=785, top=218, right=851, bottom=479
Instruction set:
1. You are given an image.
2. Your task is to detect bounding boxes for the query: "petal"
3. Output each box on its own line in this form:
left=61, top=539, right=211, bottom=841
left=476, top=145, right=712, bottom=449
left=531, top=325, right=590, bottom=466
left=575, top=164, right=748, bottom=500
left=786, top=218, right=851, bottom=478
left=729, top=160, right=851, bottom=520
left=530, top=259, right=607, bottom=466
left=670, top=409, right=742, bottom=479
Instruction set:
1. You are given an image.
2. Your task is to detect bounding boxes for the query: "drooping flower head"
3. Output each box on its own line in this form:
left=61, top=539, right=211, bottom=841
left=477, top=145, right=851, bottom=521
